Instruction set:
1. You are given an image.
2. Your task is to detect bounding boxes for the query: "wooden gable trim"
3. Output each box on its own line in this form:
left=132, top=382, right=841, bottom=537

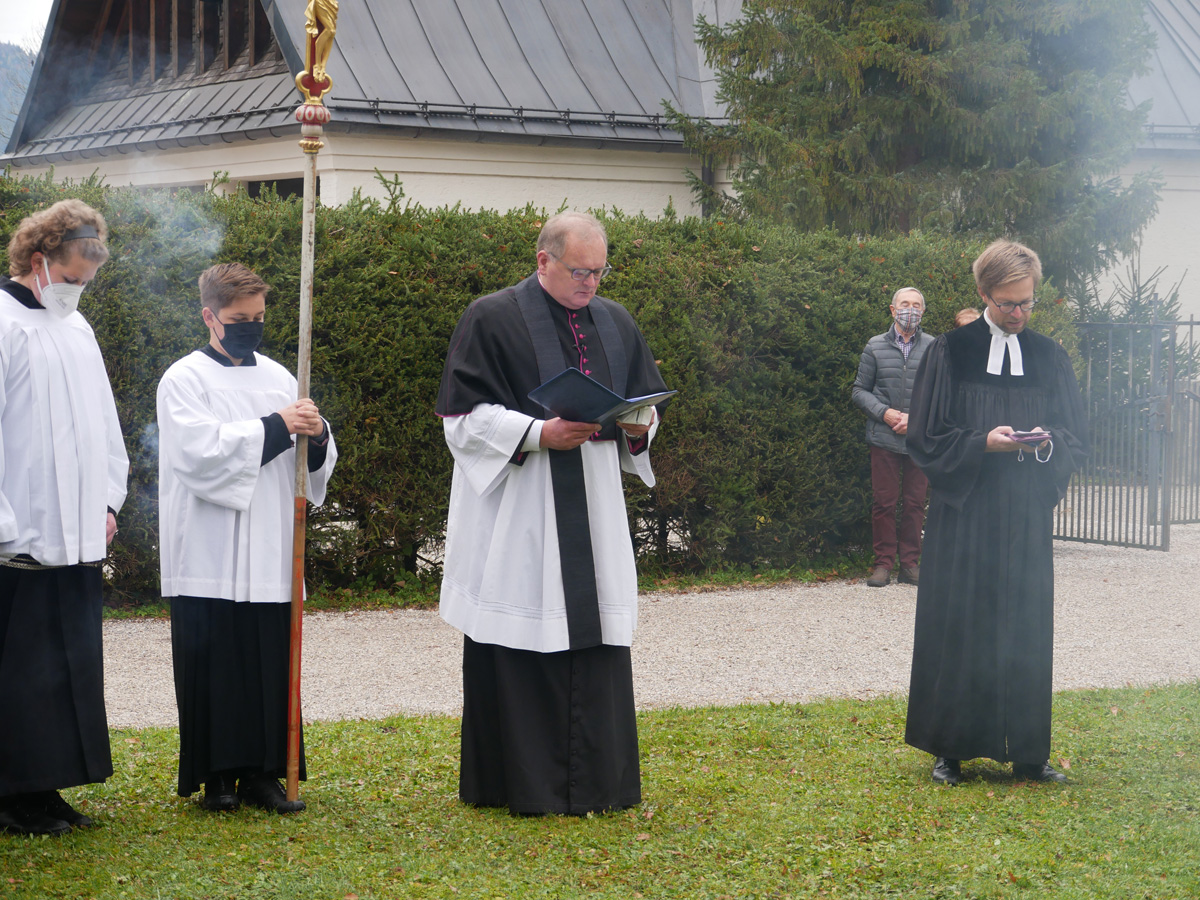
left=87, top=0, right=118, bottom=72
left=80, top=0, right=284, bottom=87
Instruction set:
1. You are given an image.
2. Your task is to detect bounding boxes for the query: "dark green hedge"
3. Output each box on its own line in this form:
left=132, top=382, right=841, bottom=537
left=0, top=173, right=1076, bottom=602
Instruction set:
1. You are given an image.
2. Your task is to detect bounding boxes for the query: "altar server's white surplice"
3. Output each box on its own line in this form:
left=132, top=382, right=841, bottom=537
left=0, top=290, right=128, bottom=564
left=157, top=350, right=336, bottom=603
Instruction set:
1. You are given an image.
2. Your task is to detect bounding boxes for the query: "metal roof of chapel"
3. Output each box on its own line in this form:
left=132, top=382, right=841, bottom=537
left=7, top=0, right=1198, bottom=167
left=4, top=0, right=741, bottom=166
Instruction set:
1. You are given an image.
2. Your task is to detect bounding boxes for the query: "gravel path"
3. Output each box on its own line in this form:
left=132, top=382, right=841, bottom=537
left=103, top=526, right=1200, bottom=729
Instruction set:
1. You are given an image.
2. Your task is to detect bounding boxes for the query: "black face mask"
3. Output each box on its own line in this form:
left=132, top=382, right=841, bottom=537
left=217, top=321, right=264, bottom=359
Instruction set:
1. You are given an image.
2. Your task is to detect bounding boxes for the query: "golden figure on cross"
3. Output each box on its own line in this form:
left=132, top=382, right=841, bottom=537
left=296, top=0, right=338, bottom=103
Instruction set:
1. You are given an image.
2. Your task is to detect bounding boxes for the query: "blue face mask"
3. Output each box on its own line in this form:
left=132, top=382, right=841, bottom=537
left=217, top=320, right=264, bottom=359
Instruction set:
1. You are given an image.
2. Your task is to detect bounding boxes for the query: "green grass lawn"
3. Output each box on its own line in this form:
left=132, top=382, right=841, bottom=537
left=3, top=684, right=1197, bottom=899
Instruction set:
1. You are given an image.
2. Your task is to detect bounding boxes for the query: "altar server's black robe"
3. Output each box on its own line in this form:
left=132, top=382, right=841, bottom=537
left=904, top=316, right=1087, bottom=764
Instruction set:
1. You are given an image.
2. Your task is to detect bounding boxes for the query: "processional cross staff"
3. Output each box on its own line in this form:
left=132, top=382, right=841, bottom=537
left=287, top=0, right=338, bottom=803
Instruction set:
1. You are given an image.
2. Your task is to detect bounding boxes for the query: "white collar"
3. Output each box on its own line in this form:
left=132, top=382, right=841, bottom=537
left=984, top=309, right=1023, bottom=376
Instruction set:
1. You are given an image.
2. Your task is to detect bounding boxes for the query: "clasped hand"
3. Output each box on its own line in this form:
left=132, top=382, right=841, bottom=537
left=278, top=398, right=325, bottom=437
left=884, top=409, right=908, bottom=435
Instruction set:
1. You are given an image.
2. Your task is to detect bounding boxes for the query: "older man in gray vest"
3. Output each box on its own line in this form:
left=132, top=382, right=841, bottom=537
left=852, top=287, right=935, bottom=586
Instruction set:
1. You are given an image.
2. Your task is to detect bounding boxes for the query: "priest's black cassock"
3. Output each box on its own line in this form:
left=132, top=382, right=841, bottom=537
left=904, top=314, right=1087, bottom=764
left=437, top=273, right=666, bottom=815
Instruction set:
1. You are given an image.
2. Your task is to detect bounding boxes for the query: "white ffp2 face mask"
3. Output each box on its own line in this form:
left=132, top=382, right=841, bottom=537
left=36, top=258, right=85, bottom=319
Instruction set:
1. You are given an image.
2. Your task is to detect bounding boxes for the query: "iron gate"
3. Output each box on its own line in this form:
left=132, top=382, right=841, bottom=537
left=1055, top=319, right=1200, bottom=550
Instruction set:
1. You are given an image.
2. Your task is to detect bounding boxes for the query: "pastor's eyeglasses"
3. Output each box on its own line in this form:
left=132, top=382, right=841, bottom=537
left=547, top=251, right=613, bottom=282
left=985, top=293, right=1037, bottom=314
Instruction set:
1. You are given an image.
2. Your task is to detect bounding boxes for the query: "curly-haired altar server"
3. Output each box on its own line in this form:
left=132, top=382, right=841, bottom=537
left=0, top=200, right=128, bottom=836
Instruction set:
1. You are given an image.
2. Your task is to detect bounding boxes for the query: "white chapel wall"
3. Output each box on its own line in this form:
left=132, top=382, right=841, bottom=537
left=9, top=135, right=726, bottom=221
left=1106, top=152, right=1200, bottom=322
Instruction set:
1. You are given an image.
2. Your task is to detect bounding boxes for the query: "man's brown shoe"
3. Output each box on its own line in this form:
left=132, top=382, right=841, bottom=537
left=898, top=566, right=919, bottom=585
left=866, top=566, right=891, bottom=587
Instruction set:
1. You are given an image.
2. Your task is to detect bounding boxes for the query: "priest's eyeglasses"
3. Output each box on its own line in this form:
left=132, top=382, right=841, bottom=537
left=547, top=251, right=613, bottom=282
left=986, top=294, right=1037, bottom=314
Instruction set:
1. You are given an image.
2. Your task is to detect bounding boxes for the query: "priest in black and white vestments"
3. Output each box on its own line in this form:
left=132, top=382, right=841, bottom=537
left=157, top=263, right=336, bottom=814
left=436, top=211, right=668, bottom=815
left=904, top=240, right=1087, bottom=787
left=0, top=200, right=128, bottom=836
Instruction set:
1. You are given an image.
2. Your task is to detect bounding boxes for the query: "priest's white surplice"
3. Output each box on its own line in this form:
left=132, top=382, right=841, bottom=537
left=439, top=402, right=658, bottom=653
left=157, top=350, right=336, bottom=603
left=0, top=291, right=128, bottom=565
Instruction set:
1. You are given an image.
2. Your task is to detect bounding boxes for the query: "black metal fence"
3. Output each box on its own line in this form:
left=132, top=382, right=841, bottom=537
left=1055, top=319, right=1200, bottom=550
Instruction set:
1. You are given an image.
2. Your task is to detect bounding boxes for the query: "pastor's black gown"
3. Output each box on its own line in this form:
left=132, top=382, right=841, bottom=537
left=903, top=316, right=1087, bottom=764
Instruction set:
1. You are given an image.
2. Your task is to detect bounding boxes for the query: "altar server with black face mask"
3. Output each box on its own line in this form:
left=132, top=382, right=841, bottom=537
left=157, top=262, right=336, bottom=814
left=0, top=199, right=128, bottom=836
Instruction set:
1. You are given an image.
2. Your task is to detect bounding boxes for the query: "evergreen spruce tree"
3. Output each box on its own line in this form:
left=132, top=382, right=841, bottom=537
left=668, top=0, right=1161, bottom=288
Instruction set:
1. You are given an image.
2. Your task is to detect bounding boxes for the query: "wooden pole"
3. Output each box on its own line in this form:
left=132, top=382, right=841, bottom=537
left=286, top=0, right=337, bottom=803
left=285, top=142, right=318, bottom=802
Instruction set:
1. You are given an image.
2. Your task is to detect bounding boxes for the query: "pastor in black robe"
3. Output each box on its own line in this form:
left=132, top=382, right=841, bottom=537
left=903, top=314, right=1087, bottom=765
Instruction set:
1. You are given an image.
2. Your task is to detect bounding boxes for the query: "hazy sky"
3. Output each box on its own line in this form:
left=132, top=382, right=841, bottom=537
left=1, top=0, right=54, bottom=49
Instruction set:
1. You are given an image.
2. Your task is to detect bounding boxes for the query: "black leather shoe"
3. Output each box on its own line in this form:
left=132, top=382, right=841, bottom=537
left=931, top=757, right=962, bottom=785
left=27, top=791, right=94, bottom=828
left=236, top=775, right=305, bottom=814
left=1013, top=762, right=1069, bottom=783
left=201, top=774, right=240, bottom=812
left=0, top=796, right=70, bottom=836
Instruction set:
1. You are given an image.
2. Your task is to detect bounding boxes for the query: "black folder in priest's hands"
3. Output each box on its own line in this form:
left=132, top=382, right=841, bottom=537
left=528, top=367, right=676, bottom=428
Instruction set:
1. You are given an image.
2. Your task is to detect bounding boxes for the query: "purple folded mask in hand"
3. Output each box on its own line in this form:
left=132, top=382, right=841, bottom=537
left=1009, top=430, right=1052, bottom=444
